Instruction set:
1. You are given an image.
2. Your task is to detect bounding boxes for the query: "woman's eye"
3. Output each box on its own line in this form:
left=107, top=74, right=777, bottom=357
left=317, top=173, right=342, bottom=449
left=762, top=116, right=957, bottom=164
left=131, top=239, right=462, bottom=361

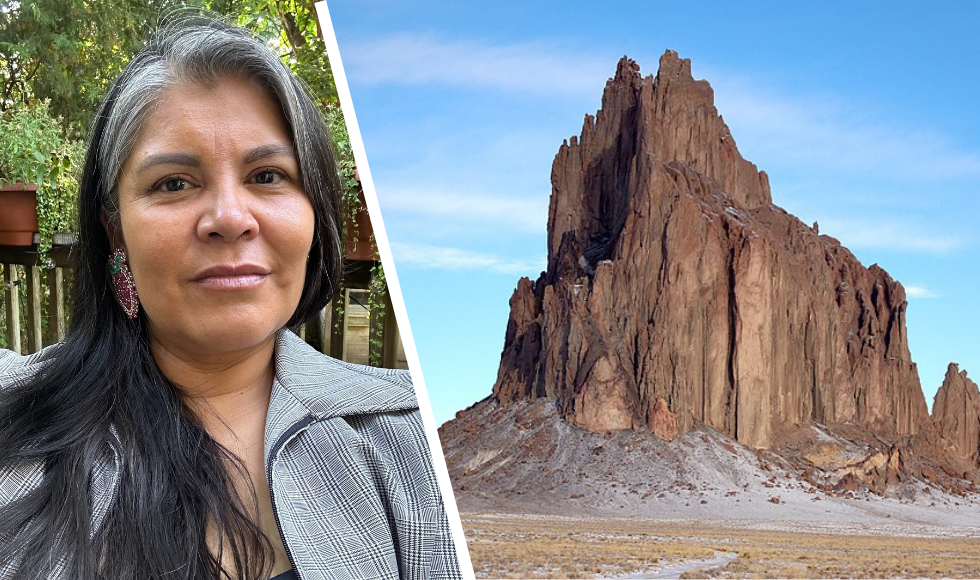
left=253, top=171, right=281, bottom=185
left=162, top=178, right=187, bottom=192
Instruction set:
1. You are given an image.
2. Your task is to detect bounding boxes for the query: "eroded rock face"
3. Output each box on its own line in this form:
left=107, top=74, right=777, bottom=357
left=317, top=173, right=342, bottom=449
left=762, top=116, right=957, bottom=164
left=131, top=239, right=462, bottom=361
left=492, top=51, right=929, bottom=449
left=933, top=364, right=980, bottom=469
left=833, top=446, right=905, bottom=494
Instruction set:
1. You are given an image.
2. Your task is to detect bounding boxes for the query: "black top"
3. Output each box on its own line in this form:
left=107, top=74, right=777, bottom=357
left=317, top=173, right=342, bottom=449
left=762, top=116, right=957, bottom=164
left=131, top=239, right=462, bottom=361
left=270, top=570, right=298, bottom=580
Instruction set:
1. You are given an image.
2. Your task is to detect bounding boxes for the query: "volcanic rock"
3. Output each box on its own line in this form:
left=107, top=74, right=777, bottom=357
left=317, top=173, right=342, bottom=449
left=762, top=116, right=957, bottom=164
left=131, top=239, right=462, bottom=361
left=932, top=363, right=980, bottom=470
left=492, top=50, right=928, bottom=449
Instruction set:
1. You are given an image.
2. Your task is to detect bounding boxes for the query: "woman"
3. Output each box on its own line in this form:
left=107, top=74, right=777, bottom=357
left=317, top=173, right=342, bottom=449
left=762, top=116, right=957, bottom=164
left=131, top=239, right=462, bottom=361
left=0, top=17, right=462, bottom=580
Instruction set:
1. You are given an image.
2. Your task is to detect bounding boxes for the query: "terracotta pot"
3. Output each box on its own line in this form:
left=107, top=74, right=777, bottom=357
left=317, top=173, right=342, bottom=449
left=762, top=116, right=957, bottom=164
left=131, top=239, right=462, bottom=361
left=0, top=181, right=40, bottom=246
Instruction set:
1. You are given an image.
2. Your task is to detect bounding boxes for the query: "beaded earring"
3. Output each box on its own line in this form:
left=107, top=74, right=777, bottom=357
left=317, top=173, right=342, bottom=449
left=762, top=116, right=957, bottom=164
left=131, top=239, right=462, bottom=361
left=108, top=249, right=139, bottom=319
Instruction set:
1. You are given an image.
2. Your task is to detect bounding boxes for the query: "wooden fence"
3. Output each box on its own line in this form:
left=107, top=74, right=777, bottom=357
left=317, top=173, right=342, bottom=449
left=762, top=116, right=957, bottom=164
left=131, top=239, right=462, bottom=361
left=1, top=242, right=405, bottom=369
left=0, top=240, right=70, bottom=353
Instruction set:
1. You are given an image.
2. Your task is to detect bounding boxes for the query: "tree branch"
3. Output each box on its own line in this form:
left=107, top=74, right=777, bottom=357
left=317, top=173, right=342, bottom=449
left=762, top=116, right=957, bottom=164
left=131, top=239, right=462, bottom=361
left=306, top=0, right=322, bottom=39
left=22, top=59, right=40, bottom=86
left=274, top=1, right=305, bottom=53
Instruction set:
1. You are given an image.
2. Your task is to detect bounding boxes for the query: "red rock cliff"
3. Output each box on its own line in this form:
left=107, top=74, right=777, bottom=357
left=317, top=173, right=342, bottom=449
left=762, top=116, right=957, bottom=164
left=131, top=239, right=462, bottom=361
left=493, top=51, right=929, bottom=449
left=933, top=364, right=980, bottom=470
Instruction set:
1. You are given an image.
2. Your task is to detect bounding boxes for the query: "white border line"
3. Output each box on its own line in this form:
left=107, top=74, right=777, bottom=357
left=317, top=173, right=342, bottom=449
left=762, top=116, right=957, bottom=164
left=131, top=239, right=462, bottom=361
left=313, top=3, right=475, bottom=577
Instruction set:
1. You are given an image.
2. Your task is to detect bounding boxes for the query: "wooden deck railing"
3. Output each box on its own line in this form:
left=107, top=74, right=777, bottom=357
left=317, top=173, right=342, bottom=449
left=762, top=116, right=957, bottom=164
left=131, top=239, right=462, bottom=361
left=0, top=238, right=71, bottom=353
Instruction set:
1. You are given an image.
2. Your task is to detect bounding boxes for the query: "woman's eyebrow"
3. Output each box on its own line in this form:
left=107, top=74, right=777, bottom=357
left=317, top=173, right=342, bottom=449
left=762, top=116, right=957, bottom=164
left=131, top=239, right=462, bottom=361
left=137, top=152, right=200, bottom=174
left=243, top=143, right=296, bottom=164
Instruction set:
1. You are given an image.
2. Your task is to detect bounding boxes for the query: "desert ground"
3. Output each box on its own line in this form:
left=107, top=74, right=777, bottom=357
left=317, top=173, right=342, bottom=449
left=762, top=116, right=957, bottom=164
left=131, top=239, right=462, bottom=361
left=462, top=510, right=980, bottom=579
left=446, top=401, right=980, bottom=578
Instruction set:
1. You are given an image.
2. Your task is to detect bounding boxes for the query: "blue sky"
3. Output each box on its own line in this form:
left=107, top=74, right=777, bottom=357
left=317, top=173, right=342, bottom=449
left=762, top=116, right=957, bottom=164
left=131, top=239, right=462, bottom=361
left=325, top=0, right=979, bottom=425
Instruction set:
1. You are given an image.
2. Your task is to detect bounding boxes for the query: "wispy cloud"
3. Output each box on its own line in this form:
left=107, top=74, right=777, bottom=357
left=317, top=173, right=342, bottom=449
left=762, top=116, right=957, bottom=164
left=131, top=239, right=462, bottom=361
left=707, top=71, right=980, bottom=182
left=819, top=217, right=964, bottom=254
left=342, top=34, right=612, bottom=97
left=905, top=285, right=939, bottom=299
left=377, top=187, right=548, bottom=232
left=347, top=36, right=980, bottom=185
left=390, top=242, right=545, bottom=275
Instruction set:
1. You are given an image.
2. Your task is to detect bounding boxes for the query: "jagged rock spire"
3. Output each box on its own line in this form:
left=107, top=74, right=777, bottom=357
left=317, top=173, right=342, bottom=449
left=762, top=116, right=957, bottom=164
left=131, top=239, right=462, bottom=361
left=494, top=50, right=928, bottom=449
left=933, top=363, right=980, bottom=469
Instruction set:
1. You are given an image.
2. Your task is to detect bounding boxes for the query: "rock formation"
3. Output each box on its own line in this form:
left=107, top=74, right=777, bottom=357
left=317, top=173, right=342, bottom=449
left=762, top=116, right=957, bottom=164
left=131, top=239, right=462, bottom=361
left=932, top=363, right=980, bottom=470
left=492, top=51, right=930, bottom=449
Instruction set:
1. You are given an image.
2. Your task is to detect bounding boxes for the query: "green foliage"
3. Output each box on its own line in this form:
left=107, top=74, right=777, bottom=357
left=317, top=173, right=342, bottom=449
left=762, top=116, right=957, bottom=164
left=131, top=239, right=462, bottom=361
left=0, top=0, right=178, bottom=134
left=0, top=0, right=336, bottom=135
left=0, top=99, right=83, bottom=263
left=206, top=0, right=336, bottom=105
left=0, top=99, right=63, bottom=185
left=323, top=103, right=360, bottom=240
left=367, top=254, right=388, bottom=368
left=0, top=267, right=6, bottom=349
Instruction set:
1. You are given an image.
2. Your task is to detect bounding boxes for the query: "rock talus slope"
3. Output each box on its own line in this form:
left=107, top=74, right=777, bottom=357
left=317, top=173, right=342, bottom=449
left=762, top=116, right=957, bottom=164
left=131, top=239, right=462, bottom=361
left=492, top=51, right=929, bottom=449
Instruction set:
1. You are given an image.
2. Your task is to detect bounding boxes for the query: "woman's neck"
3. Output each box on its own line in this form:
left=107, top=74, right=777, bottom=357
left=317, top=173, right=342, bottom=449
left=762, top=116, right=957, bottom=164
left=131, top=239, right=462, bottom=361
left=149, top=331, right=278, bottom=450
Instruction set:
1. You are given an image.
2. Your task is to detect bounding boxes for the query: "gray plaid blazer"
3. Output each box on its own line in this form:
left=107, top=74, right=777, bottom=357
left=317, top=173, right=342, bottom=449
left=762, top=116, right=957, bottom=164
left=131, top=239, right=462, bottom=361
left=0, top=330, right=463, bottom=580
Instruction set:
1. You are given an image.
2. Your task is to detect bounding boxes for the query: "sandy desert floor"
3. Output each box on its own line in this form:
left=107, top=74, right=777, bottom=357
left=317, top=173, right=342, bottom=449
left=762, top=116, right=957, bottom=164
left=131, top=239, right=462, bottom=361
left=462, top=511, right=980, bottom=579
left=447, top=401, right=980, bottom=578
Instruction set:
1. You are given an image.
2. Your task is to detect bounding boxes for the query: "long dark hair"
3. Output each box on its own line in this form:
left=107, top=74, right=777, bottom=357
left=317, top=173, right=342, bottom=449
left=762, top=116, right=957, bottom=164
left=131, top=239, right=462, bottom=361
left=0, top=16, right=343, bottom=579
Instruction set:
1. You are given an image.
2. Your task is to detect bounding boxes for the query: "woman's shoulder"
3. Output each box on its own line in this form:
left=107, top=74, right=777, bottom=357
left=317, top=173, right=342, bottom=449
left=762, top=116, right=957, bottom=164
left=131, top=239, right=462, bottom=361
left=273, top=330, right=418, bottom=419
left=0, top=344, right=60, bottom=387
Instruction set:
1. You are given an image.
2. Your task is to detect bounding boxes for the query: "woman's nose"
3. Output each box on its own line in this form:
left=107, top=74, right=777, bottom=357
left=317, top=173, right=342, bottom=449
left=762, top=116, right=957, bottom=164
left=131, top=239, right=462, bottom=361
left=197, top=181, right=259, bottom=241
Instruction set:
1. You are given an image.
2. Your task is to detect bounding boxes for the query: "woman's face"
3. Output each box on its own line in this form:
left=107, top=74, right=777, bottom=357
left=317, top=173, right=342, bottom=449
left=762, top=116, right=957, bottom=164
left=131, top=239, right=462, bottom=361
left=114, top=75, right=315, bottom=358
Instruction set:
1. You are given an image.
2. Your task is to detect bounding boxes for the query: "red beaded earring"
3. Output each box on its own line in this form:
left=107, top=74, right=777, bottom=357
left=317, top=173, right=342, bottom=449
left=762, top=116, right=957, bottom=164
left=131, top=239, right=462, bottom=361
left=108, top=249, right=139, bottom=319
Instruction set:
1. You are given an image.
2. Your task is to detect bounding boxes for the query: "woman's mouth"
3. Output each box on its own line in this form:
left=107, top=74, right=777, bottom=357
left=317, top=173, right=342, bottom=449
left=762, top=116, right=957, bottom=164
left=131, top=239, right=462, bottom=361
left=192, top=264, right=269, bottom=290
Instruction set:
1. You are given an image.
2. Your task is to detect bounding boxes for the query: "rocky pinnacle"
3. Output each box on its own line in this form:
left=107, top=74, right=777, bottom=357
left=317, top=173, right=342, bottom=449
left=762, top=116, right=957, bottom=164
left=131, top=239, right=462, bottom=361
left=492, top=50, right=931, bottom=449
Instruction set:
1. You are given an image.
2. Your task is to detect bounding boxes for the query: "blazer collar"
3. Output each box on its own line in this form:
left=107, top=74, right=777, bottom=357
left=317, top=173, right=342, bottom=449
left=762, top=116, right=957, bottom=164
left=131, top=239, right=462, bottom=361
left=263, top=329, right=418, bottom=459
